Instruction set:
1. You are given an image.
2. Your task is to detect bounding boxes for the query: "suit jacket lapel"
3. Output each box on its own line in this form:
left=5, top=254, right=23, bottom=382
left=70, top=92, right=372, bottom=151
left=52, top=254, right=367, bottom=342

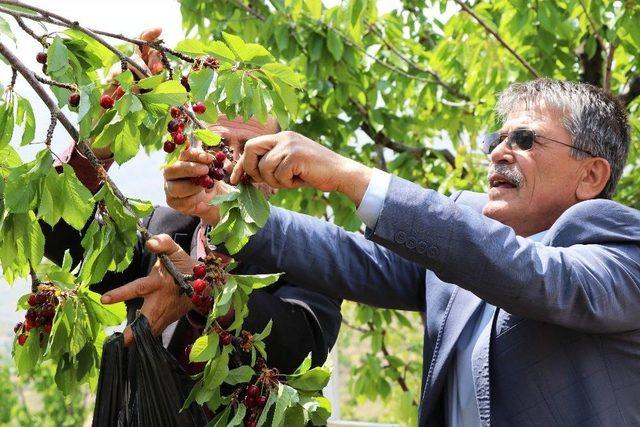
left=423, top=286, right=484, bottom=417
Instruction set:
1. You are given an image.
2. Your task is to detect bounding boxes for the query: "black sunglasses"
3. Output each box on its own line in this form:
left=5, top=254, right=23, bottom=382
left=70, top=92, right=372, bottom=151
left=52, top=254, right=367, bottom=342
left=482, top=128, right=596, bottom=157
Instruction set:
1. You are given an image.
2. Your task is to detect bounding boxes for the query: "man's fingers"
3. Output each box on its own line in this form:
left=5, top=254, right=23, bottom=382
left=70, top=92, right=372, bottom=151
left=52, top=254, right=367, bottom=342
left=163, top=161, right=210, bottom=181
left=258, top=151, right=286, bottom=188
left=273, top=155, right=303, bottom=188
left=179, top=147, right=214, bottom=163
left=140, top=27, right=162, bottom=42
left=148, top=50, right=164, bottom=74
left=146, top=233, right=182, bottom=255
left=165, top=179, right=202, bottom=199
left=101, top=276, right=157, bottom=304
left=230, top=154, right=245, bottom=184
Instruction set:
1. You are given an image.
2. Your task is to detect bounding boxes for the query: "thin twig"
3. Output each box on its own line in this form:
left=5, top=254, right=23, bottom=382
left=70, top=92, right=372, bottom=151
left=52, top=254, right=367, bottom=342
left=34, top=74, right=77, bottom=92
left=14, top=15, right=47, bottom=47
left=604, top=43, right=616, bottom=92
left=0, top=40, right=191, bottom=295
left=0, top=0, right=149, bottom=77
left=453, top=0, right=541, bottom=78
left=577, top=0, right=606, bottom=49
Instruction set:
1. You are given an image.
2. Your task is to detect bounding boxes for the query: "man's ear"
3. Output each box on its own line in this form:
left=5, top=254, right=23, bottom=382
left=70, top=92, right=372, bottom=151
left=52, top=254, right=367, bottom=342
left=576, top=157, right=611, bottom=200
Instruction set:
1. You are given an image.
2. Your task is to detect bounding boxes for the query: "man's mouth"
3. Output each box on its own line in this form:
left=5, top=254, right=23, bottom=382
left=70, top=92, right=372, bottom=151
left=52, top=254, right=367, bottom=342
left=489, top=173, right=517, bottom=189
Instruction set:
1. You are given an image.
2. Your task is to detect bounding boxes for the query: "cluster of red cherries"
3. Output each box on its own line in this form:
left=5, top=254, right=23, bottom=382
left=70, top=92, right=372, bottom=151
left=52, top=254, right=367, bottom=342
left=14, top=284, right=59, bottom=347
left=162, top=103, right=207, bottom=154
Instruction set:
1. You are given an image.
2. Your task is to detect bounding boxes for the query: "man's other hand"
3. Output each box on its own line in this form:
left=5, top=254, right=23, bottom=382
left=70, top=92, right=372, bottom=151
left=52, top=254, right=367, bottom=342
left=100, top=234, right=195, bottom=346
left=164, top=147, right=231, bottom=226
left=230, top=131, right=373, bottom=206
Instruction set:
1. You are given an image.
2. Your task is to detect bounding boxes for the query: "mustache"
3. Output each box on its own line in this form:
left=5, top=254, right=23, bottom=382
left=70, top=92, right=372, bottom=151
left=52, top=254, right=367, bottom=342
left=488, top=164, right=524, bottom=188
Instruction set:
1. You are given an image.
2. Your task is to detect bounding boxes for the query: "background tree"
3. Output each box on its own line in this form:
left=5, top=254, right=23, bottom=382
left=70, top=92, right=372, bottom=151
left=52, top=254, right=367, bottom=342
left=179, top=0, right=639, bottom=423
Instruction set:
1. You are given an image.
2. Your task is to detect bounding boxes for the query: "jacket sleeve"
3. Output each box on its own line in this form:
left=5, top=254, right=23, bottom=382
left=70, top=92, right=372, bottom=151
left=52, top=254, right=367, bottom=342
left=366, top=175, right=640, bottom=333
left=236, top=207, right=426, bottom=311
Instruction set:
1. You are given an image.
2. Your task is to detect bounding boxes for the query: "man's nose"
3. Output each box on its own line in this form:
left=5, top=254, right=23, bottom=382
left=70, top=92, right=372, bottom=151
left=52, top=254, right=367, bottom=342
left=489, top=138, right=516, bottom=165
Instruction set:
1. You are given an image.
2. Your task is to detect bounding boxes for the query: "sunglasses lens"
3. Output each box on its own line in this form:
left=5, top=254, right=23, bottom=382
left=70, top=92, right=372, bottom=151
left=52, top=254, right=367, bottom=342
left=482, top=133, right=502, bottom=154
left=511, top=129, right=534, bottom=151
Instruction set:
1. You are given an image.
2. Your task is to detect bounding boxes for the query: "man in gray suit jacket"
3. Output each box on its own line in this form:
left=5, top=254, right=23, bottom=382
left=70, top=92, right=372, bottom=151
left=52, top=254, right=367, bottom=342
left=166, top=79, right=640, bottom=425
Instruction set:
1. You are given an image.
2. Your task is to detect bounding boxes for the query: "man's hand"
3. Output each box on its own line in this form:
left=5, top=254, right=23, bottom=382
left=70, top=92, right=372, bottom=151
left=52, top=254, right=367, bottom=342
left=100, top=234, right=196, bottom=346
left=164, top=147, right=231, bottom=226
left=230, top=131, right=373, bottom=206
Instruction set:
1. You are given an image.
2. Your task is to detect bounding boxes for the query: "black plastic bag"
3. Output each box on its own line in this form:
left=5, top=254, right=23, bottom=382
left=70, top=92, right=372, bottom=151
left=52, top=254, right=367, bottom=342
left=93, top=315, right=206, bottom=427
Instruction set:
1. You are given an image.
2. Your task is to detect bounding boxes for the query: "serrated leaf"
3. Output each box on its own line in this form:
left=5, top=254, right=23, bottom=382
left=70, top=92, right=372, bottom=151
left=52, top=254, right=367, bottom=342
left=137, top=73, right=165, bottom=90
left=224, top=365, right=255, bottom=385
left=60, top=164, right=93, bottom=229
left=139, top=80, right=188, bottom=105
left=188, top=68, right=214, bottom=101
left=272, top=383, right=299, bottom=427
left=261, top=63, right=302, bottom=89
left=193, top=128, right=221, bottom=146
left=326, top=30, right=344, bottom=61
left=287, top=367, right=331, bottom=391
left=48, top=36, right=70, bottom=73
left=17, top=97, right=35, bottom=145
left=189, top=333, right=219, bottom=362
left=238, top=183, right=270, bottom=226
left=227, top=404, right=246, bottom=427
left=232, top=273, right=282, bottom=290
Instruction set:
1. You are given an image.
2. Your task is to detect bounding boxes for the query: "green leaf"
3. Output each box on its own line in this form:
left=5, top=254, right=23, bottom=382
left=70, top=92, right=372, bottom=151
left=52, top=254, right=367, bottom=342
left=257, top=391, right=277, bottom=426
left=227, top=404, right=246, bottom=427
left=13, top=325, right=40, bottom=375
left=137, top=73, right=165, bottom=90
left=224, top=366, right=255, bottom=385
left=175, top=39, right=210, bottom=56
left=261, top=63, right=302, bottom=89
left=203, top=347, right=230, bottom=391
left=238, top=183, right=270, bottom=226
left=188, top=68, right=214, bottom=101
left=190, top=333, right=219, bottom=362
left=193, top=128, right=222, bottom=146
left=60, top=165, right=93, bottom=229
left=0, top=15, right=16, bottom=45
left=287, top=367, right=331, bottom=391
left=17, top=97, right=35, bottom=145
left=254, top=319, right=272, bottom=341
left=0, top=98, right=15, bottom=147
left=209, top=188, right=241, bottom=206
left=232, top=273, right=282, bottom=290
left=272, top=383, right=299, bottom=427
left=48, top=36, right=70, bottom=73
left=139, top=80, right=188, bottom=105
left=326, top=30, right=344, bottom=61
left=115, top=70, right=135, bottom=90
left=206, top=41, right=236, bottom=63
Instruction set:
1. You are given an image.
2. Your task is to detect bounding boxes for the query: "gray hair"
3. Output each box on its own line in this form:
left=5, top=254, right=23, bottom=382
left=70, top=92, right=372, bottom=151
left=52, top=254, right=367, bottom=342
left=495, top=78, right=630, bottom=199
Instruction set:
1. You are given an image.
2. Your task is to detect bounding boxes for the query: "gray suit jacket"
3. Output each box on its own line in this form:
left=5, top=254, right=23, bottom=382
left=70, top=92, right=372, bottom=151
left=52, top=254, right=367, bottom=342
left=237, top=175, right=640, bottom=426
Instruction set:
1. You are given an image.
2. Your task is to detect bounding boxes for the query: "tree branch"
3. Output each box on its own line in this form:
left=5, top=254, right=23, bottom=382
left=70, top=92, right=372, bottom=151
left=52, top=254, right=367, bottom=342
left=604, top=43, right=616, bottom=92
left=0, top=40, right=191, bottom=295
left=618, top=75, right=640, bottom=107
left=453, top=0, right=541, bottom=78
left=350, top=97, right=456, bottom=167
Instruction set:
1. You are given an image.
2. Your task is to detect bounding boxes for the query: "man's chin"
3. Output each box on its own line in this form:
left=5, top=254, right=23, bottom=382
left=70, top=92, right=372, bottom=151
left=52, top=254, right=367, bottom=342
left=482, top=199, right=514, bottom=222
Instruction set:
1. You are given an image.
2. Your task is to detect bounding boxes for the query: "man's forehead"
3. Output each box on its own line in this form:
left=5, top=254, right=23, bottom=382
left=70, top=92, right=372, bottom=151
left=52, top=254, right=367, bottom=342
left=211, top=115, right=278, bottom=139
left=501, top=106, right=561, bottom=131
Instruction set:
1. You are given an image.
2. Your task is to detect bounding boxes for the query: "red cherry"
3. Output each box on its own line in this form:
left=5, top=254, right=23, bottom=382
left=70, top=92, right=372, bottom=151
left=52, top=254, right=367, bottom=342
left=44, top=323, right=52, bottom=334
left=193, top=279, right=207, bottom=294
left=216, top=309, right=235, bottom=329
left=247, top=384, right=260, bottom=397
left=36, top=52, right=47, bottom=64
left=215, top=151, right=227, bottom=163
left=28, top=294, right=37, bottom=306
left=173, top=131, right=185, bottom=145
left=200, top=175, right=215, bottom=189
left=99, top=94, right=114, bottom=109
left=18, top=334, right=28, bottom=346
left=68, top=93, right=80, bottom=107
left=244, top=395, right=256, bottom=408
left=25, top=319, right=35, bottom=332
left=170, top=106, right=181, bottom=118
left=246, top=421, right=257, bottom=427
left=193, top=264, right=206, bottom=279
left=256, top=395, right=267, bottom=407
left=209, top=167, right=225, bottom=181
left=193, top=102, right=206, bottom=114
left=163, top=141, right=176, bottom=153
left=220, top=332, right=233, bottom=346
left=191, top=293, right=200, bottom=305
left=113, top=86, right=125, bottom=100
left=14, top=322, right=23, bottom=334
left=167, top=119, right=180, bottom=133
